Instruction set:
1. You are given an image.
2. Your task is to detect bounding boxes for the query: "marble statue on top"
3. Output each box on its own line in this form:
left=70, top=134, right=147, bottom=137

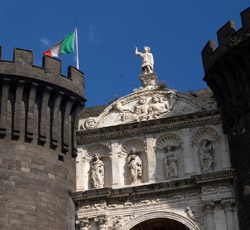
left=90, top=154, right=104, bottom=189
left=135, top=46, right=158, bottom=89
left=198, top=139, right=214, bottom=173
left=127, top=149, right=142, bottom=184
left=164, top=145, right=178, bottom=179
left=135, top=46, right=154, bottom=74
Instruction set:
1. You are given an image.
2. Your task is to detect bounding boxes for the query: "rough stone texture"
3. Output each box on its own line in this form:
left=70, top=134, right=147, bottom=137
left=202, top=7, right=250, bottom=230
left=0, top=47, right=86, bottom=230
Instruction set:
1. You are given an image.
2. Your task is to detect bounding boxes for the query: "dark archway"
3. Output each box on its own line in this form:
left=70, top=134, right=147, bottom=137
left=130, top=218, right=190, bottom=230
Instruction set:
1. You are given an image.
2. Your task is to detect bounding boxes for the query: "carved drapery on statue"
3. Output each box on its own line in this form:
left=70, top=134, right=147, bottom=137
left=90, top=154, right=104, bottom=189
left=192, top=127, right=219, bottom=173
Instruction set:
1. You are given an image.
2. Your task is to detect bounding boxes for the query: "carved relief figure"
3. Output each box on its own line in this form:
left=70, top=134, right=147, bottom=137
left=94, top=217, right=108, bottom=230
left=164, top=145, right=178, bottom=179
left=133, top=97, right=148, bottom=121
left=148, top=96, right=170, bottom=119
left=185, top=207, right=205, bottom=230
left=78, top=219, right=90, bottom=230
left=135, top=46, right=154, bottom=74
left=110, top=216, right=123, bottom=230
left=199, top=139, right=214, bottom=173
left=127, top=150, right=142, bottom=184
left=84, top=118, right=97, bottom=129
left=90, top=154, right=104, bottom=189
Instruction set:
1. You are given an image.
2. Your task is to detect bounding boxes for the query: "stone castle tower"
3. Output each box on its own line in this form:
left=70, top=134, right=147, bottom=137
left=202, top=7, right=250, bottom=230
left=0, top=47, right=85, bottom=229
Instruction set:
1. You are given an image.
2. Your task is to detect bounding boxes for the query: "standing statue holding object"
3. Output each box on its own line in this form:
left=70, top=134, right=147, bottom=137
left=135, top=46, right=154, bottom=74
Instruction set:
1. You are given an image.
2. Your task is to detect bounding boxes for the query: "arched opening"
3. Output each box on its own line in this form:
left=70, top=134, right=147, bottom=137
left=130, top=218, right=190, bottom=230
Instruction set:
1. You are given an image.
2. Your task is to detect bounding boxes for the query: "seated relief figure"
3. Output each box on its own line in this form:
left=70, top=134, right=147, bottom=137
left=127, top=149, right=142, bottom=184
left=135, top=46, right=154, bottom=75
left=164, top=145, right=178, bottom=179
left=90, top=154, right=104, bottom=189
left=199, top=139, right=214, bottom=173
left=148, top=96, right=170, bottom=119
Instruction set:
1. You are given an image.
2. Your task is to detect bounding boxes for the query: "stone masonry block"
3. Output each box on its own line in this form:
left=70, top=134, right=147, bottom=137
left=43, top=55, right=61, bottom=73
left=13, top=48, right=33, bottom=66
left=241, top=7, right=250, bottom=29
left=217, top=20, right=236, bottom=47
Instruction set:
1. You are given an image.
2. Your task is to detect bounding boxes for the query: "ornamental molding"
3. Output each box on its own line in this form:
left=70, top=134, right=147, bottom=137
left=121, top=139, right=146, bottom=154
left=77, top=109, right=221, bottom=144
left=73, top=170, right=234, bottom=203
left=156, top=133, right=181, bottom=149
left=120, top=211, right=200, bottom=230
left=87, top=144, right=111, bottom=159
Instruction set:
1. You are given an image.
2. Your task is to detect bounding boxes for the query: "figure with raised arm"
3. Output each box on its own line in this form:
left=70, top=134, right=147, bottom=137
left=135, top=46, right=154, bottom=74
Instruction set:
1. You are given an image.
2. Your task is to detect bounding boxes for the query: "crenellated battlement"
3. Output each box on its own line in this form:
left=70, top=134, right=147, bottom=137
left=0, top=47, right=85, bottom=98
left=0, top=46, right=86, bottom=157
left=202, top=7, right=250, bottom=72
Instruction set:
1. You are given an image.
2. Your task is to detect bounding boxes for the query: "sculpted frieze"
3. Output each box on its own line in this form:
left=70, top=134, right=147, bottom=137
left=80, top=88, right=208, bottom=130
left=185, top=206, right=205, bottom=230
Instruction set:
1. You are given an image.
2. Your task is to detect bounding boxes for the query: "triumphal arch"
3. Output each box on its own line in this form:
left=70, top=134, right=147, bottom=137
left=74, top=47, right=238, bottom=230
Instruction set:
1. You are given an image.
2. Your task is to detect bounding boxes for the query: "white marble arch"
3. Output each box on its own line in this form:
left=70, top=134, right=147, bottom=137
left=120, top=211, right=200, bottom=230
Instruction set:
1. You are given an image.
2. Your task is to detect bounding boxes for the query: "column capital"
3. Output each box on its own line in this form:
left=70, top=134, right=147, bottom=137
left=221, top=199, right=235, bottom=211
left=203, top=201, right=215, bottom=214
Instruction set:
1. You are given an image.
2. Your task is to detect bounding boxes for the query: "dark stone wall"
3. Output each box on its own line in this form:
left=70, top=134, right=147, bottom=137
left=0, top=47, right=86, bottom=229
left=226, top=115, right=250, bottom=229
left=202, top=7, right=250, bottom=230
left=0, top=141, right=76, bottom=230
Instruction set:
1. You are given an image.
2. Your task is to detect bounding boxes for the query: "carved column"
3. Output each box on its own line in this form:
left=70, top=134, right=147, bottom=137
left=111, top=140, right=122, bottom=186
left=203, top=202, right=216, bottom=230
left=181, top=128, right=195, bottom=174
left=146, top=134, right=156, bottom=183
left=221, top=199, right=236, bottom=230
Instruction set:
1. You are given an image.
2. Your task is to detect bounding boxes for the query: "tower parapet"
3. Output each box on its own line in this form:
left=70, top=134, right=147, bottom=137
left=0, top=47, right=85, bottom=230
left=0, top=47, right=85, bottom=156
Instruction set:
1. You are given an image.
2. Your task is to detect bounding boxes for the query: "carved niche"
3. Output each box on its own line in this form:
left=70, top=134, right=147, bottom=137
left=156, top=133, right=181, bottom=180
left=122, top=139, right=145, bottom=185
left=192, top=127, right=219, bottom=173
left=88, top=144, right=111, bottom=189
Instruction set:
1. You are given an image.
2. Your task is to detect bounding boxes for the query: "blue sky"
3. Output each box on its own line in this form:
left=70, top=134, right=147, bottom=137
left=0, top=0, right=249, bottom=107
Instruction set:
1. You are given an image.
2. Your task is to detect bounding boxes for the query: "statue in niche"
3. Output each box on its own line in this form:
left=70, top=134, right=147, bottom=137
left=198, top=139, right=214, bottom=173
left=135, top=46, right=154, bottom=74
left=84, top=118, right=97, bottom=129
left=127, top=150, right=142, bottom=184
left=79, top=219, right=90, bottom=230
left=94, top=217, right=108, bottom=230
left=148, top=96, right=170, bottom=119
left=90, top=154, right=104, bottom=189
left=164, top=145, right=178, bottom=179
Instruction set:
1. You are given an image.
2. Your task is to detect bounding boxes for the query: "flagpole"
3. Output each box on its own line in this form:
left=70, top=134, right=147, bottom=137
left=75, top=28, right=79, bottom=69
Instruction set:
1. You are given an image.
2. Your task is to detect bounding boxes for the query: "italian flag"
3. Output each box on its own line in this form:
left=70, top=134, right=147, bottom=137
left=43, top=30, right=75, bottom=57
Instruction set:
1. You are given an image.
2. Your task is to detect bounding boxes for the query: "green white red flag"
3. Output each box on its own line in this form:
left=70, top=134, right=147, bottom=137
left=43, top=28, right=79, bottom=69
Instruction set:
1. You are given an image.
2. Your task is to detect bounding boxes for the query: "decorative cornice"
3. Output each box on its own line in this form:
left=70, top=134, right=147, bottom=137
left=73, top=170, right=234, bottom=203
left=77, top=109, right=221, bottom=144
